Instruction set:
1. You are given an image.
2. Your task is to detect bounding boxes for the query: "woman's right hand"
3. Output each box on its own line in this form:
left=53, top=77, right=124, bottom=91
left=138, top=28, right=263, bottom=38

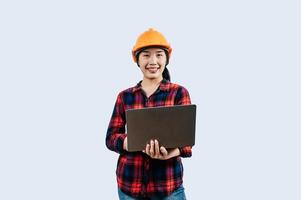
left=123, top=136, right=128, bottom=151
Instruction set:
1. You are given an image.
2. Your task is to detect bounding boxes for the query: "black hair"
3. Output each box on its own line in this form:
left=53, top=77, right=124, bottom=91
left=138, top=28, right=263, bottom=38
left=162, top=67, right=170, bottom=82
left=136, top=47, right=171, bottom=81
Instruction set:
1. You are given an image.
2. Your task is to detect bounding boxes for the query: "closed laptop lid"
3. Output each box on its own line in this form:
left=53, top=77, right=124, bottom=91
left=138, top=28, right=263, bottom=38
left=126, top=104, right=196, bottom=152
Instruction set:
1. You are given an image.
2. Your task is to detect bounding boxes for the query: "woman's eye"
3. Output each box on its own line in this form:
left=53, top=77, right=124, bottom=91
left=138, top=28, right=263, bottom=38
left=157, top=54, right=163, bottom=57
left=143, top=54, right=150, bottom=57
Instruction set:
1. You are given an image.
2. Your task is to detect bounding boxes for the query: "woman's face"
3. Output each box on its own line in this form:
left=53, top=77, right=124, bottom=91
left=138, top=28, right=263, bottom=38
left=137, top=47, right=167, bottom=81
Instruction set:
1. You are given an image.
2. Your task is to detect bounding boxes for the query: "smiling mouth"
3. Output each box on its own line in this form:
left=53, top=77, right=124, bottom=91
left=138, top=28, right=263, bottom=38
left=146, top=67, right=160, bottom=73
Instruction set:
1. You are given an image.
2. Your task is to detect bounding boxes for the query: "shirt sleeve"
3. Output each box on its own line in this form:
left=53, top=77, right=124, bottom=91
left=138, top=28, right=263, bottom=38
left=105, top=92, right=127, bottom=154
left=175, top=86, right=193, bottom=158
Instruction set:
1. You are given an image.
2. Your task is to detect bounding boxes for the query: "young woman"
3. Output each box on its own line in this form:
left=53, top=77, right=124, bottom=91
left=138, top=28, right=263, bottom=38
left=106, top=28, right=192, bottom=200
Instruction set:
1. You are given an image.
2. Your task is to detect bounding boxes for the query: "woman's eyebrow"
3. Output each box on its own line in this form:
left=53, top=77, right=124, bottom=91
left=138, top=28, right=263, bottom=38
left=141, top=50, right=164, bottom=54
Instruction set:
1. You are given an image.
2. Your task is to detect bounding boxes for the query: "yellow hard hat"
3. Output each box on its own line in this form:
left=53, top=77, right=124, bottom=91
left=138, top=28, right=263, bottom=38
left=132, top=28, right=172, bottom=63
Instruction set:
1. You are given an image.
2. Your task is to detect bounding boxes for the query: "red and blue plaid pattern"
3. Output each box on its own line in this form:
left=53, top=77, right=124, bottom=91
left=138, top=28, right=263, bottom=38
left=106, top=79, right=192, bottom=198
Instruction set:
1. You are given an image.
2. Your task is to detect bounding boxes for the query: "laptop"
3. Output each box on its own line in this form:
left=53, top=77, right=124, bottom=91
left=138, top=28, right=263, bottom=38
left=125, top=104, right=196, bottom=152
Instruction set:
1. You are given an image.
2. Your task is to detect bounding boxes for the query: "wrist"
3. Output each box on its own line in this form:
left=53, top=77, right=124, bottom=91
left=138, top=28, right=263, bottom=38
left=168, top=148, right=180, bottom=159
left=175, top=148, right=180, bottom=156
left=123, top=137, right=128, bottom=151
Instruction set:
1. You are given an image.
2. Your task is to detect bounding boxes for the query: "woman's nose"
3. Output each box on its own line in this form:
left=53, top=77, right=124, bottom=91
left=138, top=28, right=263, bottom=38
left=149, top=55, right=157, bottom=64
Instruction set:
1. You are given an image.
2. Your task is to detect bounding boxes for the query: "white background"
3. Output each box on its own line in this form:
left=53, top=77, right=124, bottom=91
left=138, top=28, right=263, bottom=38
left=0, top=0, right=300, bottom=199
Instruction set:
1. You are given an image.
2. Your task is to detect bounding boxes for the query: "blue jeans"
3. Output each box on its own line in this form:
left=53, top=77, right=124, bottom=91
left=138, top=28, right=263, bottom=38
left=118, top=185, right=187, bottom=200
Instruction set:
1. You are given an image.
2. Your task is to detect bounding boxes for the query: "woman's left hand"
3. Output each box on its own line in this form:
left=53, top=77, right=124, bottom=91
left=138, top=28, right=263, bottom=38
left=143, top=139, right=180, bottom=160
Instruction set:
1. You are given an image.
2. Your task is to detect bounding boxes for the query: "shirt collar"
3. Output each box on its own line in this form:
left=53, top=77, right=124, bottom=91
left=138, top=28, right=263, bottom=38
left=132, top=79, right=170, bottom=93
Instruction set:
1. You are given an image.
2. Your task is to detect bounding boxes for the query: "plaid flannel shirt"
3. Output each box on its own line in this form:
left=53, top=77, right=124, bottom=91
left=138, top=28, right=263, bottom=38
left=106, top=79, right=192, bottom=198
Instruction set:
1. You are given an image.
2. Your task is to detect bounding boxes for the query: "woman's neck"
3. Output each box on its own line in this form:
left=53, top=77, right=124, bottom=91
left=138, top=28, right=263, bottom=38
left=141, top=77, right=163, bottom=97
left=141, top=77, right=162, bottom=88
